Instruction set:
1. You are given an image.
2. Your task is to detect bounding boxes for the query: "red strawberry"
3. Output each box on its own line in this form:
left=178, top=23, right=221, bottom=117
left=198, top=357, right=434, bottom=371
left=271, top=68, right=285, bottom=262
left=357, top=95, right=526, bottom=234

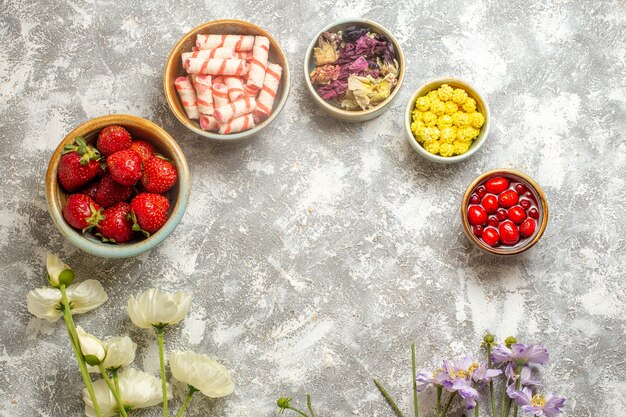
left=129, top=193, right=170, bottom=235
left=131, top=140, right=155, bottom=161
left=97, top=202, right=134, bottom=243
left=94, top=175, right=133, bottom=207
left=97, top=125, right=132, bottom=157
left=141, top=156, right=178, bottom=193
left=81, top=181, right=100, bottom=201
left=63, top=194, right=104, bottom=231
left=57, top=137, right=101, bottom=191
left=107, top=149, right=142, bottom=186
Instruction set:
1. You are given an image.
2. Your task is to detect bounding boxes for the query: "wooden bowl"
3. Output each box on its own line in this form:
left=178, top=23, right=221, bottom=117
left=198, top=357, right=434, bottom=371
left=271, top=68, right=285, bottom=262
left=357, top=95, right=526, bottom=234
left=164, top=19, right=291, bottom=141
left=45, top=114, right=190, bottom=258
left=461, top=169, right=548, bottom=255
left=303, top=18, right=406, bottom=122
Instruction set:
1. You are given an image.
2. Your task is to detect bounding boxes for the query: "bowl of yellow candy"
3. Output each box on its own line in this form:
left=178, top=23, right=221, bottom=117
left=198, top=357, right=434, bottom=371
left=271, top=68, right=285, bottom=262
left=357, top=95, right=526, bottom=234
left=404, top=78, right=490, bottom=163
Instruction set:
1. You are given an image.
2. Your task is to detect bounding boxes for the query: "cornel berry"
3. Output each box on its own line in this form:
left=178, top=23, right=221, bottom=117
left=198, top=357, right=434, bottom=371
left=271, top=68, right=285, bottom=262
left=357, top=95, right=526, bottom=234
left=466, top=175, right=541, bottom=248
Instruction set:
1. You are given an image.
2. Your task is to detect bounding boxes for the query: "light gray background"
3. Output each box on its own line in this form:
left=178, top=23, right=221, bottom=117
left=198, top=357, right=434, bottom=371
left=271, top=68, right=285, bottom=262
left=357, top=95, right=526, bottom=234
left=1, top=0, right=625, bottom=416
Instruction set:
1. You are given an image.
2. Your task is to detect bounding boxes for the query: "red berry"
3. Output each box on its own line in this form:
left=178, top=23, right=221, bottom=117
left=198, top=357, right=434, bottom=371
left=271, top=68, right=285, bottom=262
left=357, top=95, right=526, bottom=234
left=468, top=205, right=488, bottom=226
left=470, top=194, right=480, bottom=204
left=499, top=221, right=520, bottom=246
left=131, top=140, right=155, bottom=161
left=129, top=193, right=170, bottom=235
left=496, top=208, right=508, bottom=221
left=481, top=194, right=498, bottom=214
left=529, top=207, right=540, bottom=219
left=508, top=206, right=527, bottom=225
left=485, top=177, right=509, bottom=194
left=81, top=181, right=100, bottom=201
left=520, top=218, right=537, bottom=238
left=487, top=215, right=499, bottom=227
left=94, top=175, right=133, bottom=207
left=519, top=199, right=531, bottom=210
left=498, top=190, right=519, bottom=208
left=476, top=186, right=487, bottom=198
left=97, top=202, right=134, bottom=243
left=107, top=149, right=142, bottom=186
left=472, top=225, right=483, bottom=237
left=481, top=227, right=500, bottom=247
left=63, top=194, right=104, bottom=231
left=525, top=191, right=534, bottom=199
left=141, top=156, right=178, bottom=194
left=97, top=125, right=132, bottom=157
left=514, top=183, right=527, bottom=194
left=57, top=138, right=102, bottom=192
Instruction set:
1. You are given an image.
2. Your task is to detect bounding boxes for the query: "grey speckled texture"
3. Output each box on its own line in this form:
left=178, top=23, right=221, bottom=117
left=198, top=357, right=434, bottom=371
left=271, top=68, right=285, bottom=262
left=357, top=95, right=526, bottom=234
left=1, top=0, right=625, bottom=416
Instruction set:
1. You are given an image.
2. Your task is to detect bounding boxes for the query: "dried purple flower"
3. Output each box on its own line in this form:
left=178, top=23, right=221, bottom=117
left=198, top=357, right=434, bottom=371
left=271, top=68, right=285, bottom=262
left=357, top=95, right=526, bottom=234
left=492, top=343, right=550, bottom=366
left=510, top=387, right=565, bottom=417
left=310, top=65, right=340, bottom=85
left=342, top=26, right=369, bottom=42
left=317, top=79, right=348, bottom=101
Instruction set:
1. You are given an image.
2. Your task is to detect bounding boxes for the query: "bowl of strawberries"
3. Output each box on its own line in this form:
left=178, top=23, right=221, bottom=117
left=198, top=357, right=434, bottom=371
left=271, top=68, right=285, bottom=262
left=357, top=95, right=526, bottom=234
left=46, top=114, right=190, bottom=258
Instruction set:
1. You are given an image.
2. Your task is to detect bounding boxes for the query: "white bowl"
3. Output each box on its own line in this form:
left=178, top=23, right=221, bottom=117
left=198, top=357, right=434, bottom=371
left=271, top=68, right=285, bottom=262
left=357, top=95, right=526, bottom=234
left=404, top=78, right=490, bottom=163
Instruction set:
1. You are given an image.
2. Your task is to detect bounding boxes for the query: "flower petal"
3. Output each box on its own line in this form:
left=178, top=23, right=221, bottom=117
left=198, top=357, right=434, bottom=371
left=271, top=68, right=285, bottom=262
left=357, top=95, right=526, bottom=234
left=26, top=287, right=63, bottom=321
left=170, top=350, right=234, bottom=398
left=67, top=280, right=108, bottom=314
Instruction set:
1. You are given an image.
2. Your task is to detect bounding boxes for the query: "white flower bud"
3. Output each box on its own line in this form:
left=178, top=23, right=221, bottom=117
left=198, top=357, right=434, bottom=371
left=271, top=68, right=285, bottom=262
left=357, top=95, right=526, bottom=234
left=76, top=326, right=107, bottom=366
left=127, top=288, right=191, bottom=329
left=46, top=253, right=75, bottom=287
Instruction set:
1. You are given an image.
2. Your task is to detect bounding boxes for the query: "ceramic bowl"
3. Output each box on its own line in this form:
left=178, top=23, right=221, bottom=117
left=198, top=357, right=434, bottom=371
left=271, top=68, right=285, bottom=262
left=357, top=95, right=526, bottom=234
left=46, top=114, right=190, bottom=258
left=303, top=18, right=406, bottom=122
left=164, top=19, right=291, bottom=141
left=461, top=169, right=548, bottom=255
left=404, top=78, right=490, bottom=164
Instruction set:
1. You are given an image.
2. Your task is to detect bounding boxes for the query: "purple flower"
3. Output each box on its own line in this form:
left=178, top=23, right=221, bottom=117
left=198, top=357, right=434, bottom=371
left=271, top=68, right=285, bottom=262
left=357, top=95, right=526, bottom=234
left=492, top=343, right=550, bottom=366
left=415, top=370, right=437, bottom=392
left=342, top=26, right=369, bottom=42
left=436, top=357, right=481, bottom=409
left=472, top=362, right=502, bottom=383
left=337, top=56, right=369, bottom=81
left=510, top=387, right=565, bottom=417
left=505, top=364, right=541, bottom=386
left=317, top=80, right=347, bottom=101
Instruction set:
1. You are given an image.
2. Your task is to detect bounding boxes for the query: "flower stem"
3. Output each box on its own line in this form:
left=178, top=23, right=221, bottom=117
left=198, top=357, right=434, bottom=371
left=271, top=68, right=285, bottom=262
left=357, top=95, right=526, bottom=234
left=440, top=391, right=457, bottom=417
left=500, top=376, right=507, bottom=417
left=156, top=326, right=168, bottom=417
left=306, top=394, right=315, bottom=417
left=436, top=386, right=442, bottom=417
left=374, top=379, right=405, bottom=417
left=512, top=366, right=522, bottom=417
left=60, top=285, right=102, bottom=417
left=112, top=369, right=121, bottom=398
left=286, top=404, right=311, bottom=417
left=175, top=385, right=197, bottom=417
left=411, top=343, right=419, bottom=417
left=98, top=364, right=128, bottom=417
left=487, top=344, right=496, bottom=417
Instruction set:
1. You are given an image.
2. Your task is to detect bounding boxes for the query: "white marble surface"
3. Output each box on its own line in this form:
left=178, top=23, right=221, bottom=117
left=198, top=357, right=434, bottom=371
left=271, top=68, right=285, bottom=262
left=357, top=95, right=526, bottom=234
left=1, top=0, right=625, bottom=416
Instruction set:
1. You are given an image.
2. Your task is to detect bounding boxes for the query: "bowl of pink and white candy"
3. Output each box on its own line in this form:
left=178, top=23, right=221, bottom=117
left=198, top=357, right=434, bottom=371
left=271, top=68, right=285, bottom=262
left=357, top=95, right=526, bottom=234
left=164, top=20, right=291, bottom=141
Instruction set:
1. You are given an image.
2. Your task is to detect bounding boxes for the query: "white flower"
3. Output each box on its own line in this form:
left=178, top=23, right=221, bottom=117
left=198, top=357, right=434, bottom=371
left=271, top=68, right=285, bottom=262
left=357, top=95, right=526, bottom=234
left=46, top=253, right=75, bottom=287
left=76, top=326, right=106, bottom=366
left=127, top=288, right=191, bottom=329
left=26, top=279, right=108, bottom=322
left=88, top=336, right=137, bottom=372
left=169, top=350, right=234, bottom=398
left=83, top=368, right=172, bottom=417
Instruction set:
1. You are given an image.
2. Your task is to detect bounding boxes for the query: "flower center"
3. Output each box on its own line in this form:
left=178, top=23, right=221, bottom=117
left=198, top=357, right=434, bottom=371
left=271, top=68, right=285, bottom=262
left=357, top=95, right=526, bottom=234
left=531, top=394, right=546, bottom=407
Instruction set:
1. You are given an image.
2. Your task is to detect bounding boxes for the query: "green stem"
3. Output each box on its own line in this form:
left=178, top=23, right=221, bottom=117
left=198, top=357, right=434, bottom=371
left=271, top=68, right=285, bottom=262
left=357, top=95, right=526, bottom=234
left=441, top=391, right=457, bottom=417
left=487, top=344, right=496, bottom=417
left=286, top=405, right=311, bottom=417
left=156, top=326, right=168, bottom=417
left=473, top=382, right=479, bottom=417
left=374, top=379, right=405, bottom=417
left=306, top=394, right=315, bottom=417
left=411, top=344, right=419, bottom=417
left=60, top=285, right=102, bottom=417
left=500, top=374, right=507, bottom=417
left=175, top=386, right=197, bottom=417
left=98, top=364, right=128, bottom=417
left=112, top=369, right=121, bottom=398
left=512, top=366, right=522, bottom=417
left=436, top=386, right=442, bottom=417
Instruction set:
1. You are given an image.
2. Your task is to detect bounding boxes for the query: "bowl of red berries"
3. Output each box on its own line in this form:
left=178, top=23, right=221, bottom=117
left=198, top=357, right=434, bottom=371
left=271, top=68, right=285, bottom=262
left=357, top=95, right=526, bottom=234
left=461, top=169, right=548, bottom=255
left=45, top=114, right=190, bottom=258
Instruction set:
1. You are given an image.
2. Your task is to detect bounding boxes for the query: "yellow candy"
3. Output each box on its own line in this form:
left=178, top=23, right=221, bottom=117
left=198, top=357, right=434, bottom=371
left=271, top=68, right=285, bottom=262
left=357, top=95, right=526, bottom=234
left=413, top=127, right=427, bottom=143
left=453, top=140, right=471, bottom=155
left=462, top=97, right=476, bottom=113
left=430, top=100, right=445, bottom=116
left=427, top=90, right=439, bottom=101
left=437, top=84, right=454, bottom=101
left=456, top=127, right=472, bottom=141
left=466, top=127, right=480, bottom=139
left=453, top=112, right=470, bottom=128
left=470, top=112, right=485, bottom=128
left=412, top=110, right=424, bottom=122
left=415, top=96, right=430, bottom=111
left=439, top=143, right=455, bottom=157
left=444, top=101, right=458, bottom=115
left=410, top=120, right=426, bottom=138
left=452, top=88, right=468, bottom=104
left=423, top=127, right=440, bottom=141
left=422, top=111, right=438, bottom=126
left=440, top=127, right=456, bottom=143
left=437, top=114, right=453, bottom=129
left=423, top=140, right=441, bottom=155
